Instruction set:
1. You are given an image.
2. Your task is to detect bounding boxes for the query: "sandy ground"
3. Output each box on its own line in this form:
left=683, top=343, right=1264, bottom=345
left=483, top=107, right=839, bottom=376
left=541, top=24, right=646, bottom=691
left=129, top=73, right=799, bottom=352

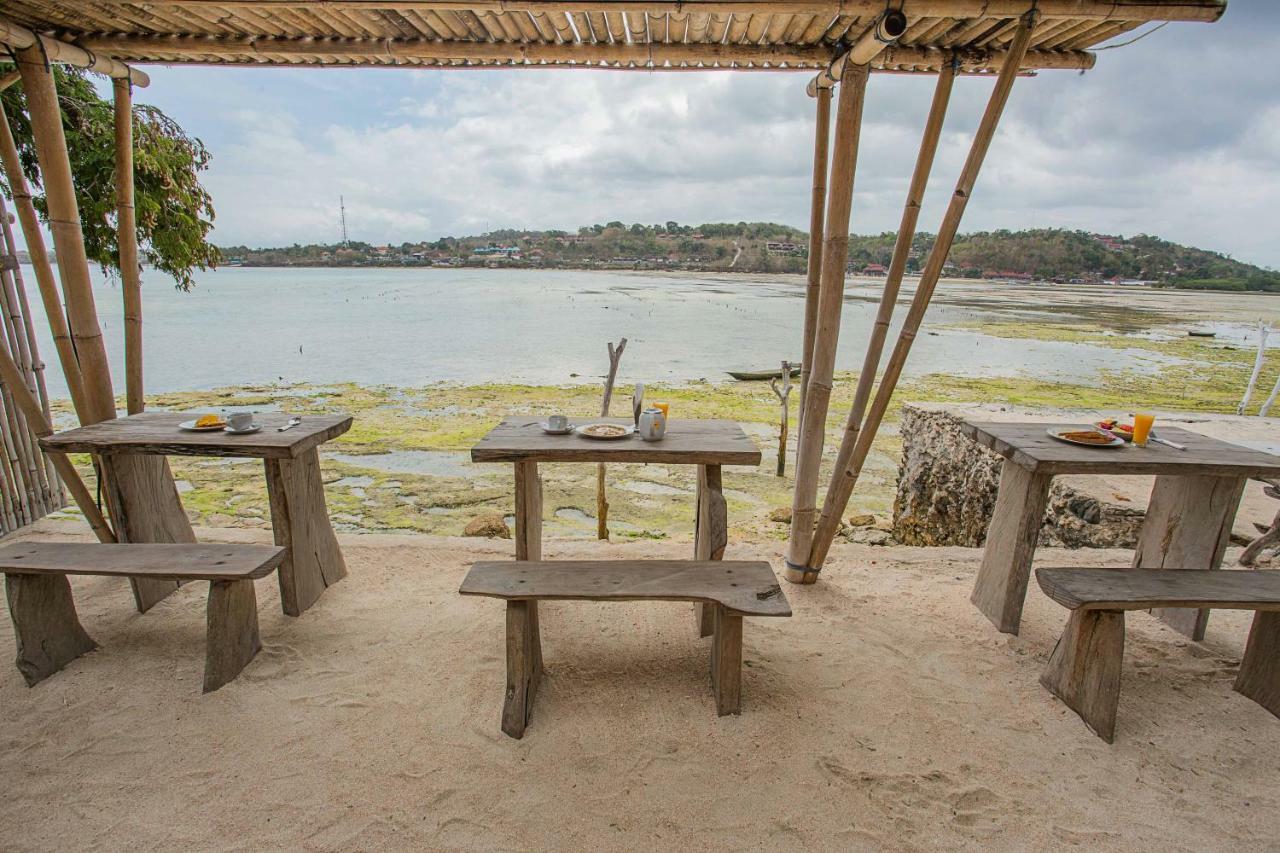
left=1, top=522, right=1278, bottom=851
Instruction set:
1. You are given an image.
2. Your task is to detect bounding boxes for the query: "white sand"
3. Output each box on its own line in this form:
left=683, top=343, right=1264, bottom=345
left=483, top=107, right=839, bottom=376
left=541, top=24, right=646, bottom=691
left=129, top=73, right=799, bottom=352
left=1, top=522, right=1277, bottom=851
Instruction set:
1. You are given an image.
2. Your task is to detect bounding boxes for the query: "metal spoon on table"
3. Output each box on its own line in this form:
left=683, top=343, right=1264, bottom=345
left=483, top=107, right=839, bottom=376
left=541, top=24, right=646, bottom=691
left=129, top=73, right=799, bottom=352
left=1149, top=431, right=1186, bottom=451
left=277, top=416, right=302, bottom=432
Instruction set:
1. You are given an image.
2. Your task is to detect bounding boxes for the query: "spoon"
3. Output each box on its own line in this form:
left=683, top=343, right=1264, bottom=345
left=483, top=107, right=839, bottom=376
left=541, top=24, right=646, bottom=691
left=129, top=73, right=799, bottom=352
left=277, top=416, right=302, bottom=432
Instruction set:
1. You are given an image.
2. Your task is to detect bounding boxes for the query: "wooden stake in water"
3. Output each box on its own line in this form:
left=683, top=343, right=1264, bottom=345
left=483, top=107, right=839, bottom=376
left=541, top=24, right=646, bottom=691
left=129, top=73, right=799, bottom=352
left=770, top=361, right=793, bottom=477
left=1238, top=321, right=1271, bottom=415
left=596, top=337, right=626, bottom=540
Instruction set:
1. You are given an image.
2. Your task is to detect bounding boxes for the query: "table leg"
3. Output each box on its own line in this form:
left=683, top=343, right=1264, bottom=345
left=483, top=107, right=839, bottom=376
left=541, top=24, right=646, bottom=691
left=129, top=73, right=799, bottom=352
left=99, top=452, right=195, bottom=613
left=264, top=449, right=347, bottom=617
left=1133, top=474, right=1245, bottom=641
left=513, top=461, right=543, bottom=676
left=970, top=463, right=1052, bottom=635
left=695, top=464, right=727, bottom=637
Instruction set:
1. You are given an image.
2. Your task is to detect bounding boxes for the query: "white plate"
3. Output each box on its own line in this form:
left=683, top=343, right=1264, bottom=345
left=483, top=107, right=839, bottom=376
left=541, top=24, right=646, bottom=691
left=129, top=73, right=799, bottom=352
left=576, top=423, right=636, bottom=440
left=1046, top=427, right=1125, bottom=448
left=540, top=423, right=577, bottom=435
left=224, top=424, right=262, bottom=435
left=179, top=418, right=226, bottom=432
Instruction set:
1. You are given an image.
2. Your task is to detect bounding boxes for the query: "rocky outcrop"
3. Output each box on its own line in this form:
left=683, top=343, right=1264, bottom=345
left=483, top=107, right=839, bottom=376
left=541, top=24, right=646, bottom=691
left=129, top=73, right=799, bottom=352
left=892, top=404, right=1145, bottom=548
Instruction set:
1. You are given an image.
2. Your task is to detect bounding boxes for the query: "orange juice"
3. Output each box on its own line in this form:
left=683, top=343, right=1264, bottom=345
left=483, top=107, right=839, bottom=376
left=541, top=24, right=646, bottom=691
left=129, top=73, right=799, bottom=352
left=653, top=401, right=670, bottom=419
left=1133, top=412, right=1155, bottom=447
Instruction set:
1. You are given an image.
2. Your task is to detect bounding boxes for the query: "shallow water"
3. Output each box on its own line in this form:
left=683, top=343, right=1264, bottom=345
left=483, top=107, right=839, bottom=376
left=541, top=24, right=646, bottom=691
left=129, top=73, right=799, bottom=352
left=20, top=265, right=1268, bottom=399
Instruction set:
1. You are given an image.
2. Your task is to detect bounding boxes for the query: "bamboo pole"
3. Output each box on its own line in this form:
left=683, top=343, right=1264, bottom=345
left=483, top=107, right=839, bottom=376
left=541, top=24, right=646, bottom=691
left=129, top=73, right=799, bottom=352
left=597, top=336, right=625, bottom=539
left=785, top=59, right=871, bottom=579
left=0, top=18, right=149, bottom=86
left=804, top=10, right=1039, bottom=573
left=0, top=70, right=18, bottom=91
left=808, top=60, right=956, bottom=565
left=0, top=194, right=59, bottom=507
left=74, top=1, right=1229, bottom=22
left=796, top=85, right=830, bottom=443
left=1260, top=371, right=1280, bottom=419
left=0, top=104, right=92, bottom=424
left=0, top=252, right=47, bottom=517
left=16, top=46, right=119, bottom=426
left=0, top=343, right=115, bottom=542
left=114, top=79, right=145, bottom=416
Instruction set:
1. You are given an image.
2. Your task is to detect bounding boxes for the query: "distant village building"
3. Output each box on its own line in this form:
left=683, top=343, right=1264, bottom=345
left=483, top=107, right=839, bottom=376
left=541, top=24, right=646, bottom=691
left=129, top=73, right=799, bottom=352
left=861, top=263, right=888, bottom=276
left=766, top=241, right=803, bottom=256
left=472, top=246, right=521, bottom=257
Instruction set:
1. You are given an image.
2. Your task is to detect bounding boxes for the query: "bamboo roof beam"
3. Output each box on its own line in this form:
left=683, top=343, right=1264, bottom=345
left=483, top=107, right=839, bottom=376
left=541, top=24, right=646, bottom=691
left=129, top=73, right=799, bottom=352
left=0, top=17, right=149, bottom=86
left=68, top=1, right=1228, bottom=22
left=71, top=33, right=1095, bottom=74
left=808, top=10, right=908, bottom=94
left=801, top=10, right=1041, bottom=576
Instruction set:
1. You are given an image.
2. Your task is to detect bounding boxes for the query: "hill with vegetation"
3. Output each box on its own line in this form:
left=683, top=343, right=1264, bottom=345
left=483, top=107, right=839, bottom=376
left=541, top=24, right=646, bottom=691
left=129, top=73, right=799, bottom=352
left=219, top=224, right=1280, bottom=292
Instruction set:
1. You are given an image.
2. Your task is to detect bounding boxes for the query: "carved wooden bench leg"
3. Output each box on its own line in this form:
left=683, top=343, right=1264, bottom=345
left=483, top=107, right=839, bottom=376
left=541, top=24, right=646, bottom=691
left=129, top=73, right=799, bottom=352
left=970, top=463, right=1053, bottom=635
left=265, top=448, right=347, bottom=617
left=1040, top=609, right=1125, bottom=742
left=203, top=578, right=262, bottom=693
left=5, top=572, right=96, bottom=686
left=502, top=600, right=542, bottom=739
left=1234, top=610, right=1280, bottom=718
left=710, top=604, right=743, bottom=716
left=695, top=464, right=727, bottom=638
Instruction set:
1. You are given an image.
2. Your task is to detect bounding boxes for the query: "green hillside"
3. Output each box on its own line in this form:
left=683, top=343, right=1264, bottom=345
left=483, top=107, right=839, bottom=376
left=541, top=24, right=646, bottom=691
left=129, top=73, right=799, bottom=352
left=220, top=224, right=1280, bottom=292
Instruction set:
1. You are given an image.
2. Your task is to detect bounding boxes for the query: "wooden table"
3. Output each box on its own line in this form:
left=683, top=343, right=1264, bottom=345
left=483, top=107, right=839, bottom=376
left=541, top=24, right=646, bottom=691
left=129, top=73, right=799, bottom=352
left=42, top=411, right=352, bottom=617
left=471, top=417, right=762, bottom=633
left=962, top=420, right=1280, bottom=639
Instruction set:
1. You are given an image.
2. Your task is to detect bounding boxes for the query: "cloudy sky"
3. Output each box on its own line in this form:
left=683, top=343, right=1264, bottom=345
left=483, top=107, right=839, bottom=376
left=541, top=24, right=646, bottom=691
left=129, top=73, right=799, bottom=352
left=106, top=4, right=1278, bottom=266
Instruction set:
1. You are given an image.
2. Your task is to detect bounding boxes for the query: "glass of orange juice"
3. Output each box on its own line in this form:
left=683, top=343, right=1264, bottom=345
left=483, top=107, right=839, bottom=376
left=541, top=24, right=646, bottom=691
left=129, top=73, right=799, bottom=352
left=653, top=401, right=670, bottom=419
left=1132, top=412, right=1155, bottom=447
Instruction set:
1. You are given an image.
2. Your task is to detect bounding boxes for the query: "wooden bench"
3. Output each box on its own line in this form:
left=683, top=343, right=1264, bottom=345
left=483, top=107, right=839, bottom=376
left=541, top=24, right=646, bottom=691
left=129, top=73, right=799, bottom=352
left=1, top=542, right=285, bottom=693
left=1035, top=567, right=1280, bottom=742
left=459, top=560, right=792, bottom=738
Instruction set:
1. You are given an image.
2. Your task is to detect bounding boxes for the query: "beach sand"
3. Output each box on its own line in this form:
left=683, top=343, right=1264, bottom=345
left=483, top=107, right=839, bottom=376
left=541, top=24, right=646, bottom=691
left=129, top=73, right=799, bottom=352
left=1, top=522, right=1277, bottom=851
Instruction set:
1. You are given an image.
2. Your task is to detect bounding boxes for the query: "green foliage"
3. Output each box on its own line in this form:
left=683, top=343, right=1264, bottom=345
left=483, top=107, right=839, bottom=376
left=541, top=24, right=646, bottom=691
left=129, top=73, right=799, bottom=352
left=1, top=67, right=218, bottom=290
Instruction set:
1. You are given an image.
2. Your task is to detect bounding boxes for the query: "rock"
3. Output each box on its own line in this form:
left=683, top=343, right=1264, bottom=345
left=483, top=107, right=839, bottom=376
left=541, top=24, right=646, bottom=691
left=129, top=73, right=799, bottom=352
left=768, top=506, right=792, bottom=524
left=464, top=513, right=511, bottom=539
left=1256, top=552, right=1274, bottom=566
left=847, top=513, right=877, bottom=528
left=892, top=404, right=1145, bottom=549
left=847, top=527, right=892, bottom=546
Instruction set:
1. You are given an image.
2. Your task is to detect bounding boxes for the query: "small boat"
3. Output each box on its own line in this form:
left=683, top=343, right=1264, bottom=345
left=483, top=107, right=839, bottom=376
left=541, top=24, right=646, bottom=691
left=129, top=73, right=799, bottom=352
left=1187, top=330, right=1216, bottom=338
left=727, top=365, right=802, bottom=381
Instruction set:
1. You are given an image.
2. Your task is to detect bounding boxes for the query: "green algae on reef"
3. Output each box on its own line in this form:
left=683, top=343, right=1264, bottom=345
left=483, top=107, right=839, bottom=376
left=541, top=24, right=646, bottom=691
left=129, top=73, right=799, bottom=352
left=45, top=345, right=1270, bottom=541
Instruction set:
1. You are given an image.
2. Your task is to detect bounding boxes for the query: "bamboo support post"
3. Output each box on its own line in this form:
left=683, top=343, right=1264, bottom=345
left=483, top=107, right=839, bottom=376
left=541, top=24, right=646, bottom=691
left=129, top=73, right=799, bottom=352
left=114, top=79, right=145, bottom=415
left=16, top=46, right=118, bottom=426
left=803, top=11, right=1039, bottom=574
left=785, top=59, right=872, bottom=581
left=1238, top=321, right=1270, bottom=415
left=796, top=86, right=830, bottom=443
left=596, top=336, right=625, bottom=539
left=0, top=105, right=90, bottom=424
left=770, top=362, right=793, bottom=477
left=0, top=344, right=115, bottom=542
left=807, top=61, right=956, bottom=563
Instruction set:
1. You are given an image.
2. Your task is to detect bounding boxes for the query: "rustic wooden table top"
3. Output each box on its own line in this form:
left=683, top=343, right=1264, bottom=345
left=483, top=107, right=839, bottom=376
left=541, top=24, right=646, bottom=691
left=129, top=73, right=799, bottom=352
left=40, top=412, right=352, bottom=459
left=962, top=420, right=1280, bottom=477
left=471, top=417, right=761, bottom=465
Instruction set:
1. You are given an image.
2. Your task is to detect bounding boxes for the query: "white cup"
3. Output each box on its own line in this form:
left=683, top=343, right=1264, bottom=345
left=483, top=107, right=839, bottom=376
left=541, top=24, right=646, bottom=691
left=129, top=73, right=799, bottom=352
left=547, top=414, right=568, bottom=431
left=227, top=412, right=254, bottom=431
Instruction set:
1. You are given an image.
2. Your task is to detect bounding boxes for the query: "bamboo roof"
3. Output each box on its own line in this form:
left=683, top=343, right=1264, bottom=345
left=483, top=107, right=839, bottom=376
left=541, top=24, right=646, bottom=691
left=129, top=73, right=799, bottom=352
left=3, top=2, right=1226, bottom=76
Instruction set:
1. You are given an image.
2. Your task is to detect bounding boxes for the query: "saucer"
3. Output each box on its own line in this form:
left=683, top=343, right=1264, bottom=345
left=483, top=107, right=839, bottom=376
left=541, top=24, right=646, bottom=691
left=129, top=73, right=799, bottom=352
left=541, top=422, right=576, bottom=435
left=224, top=424, right=262, bottom=435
